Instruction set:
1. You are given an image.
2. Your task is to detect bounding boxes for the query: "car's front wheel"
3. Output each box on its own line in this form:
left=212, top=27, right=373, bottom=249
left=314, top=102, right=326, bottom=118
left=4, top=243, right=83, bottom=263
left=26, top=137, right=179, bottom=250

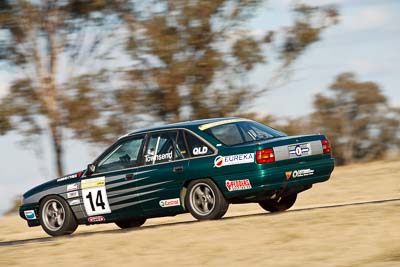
left=185, top=179, right=229, bottom=220
left=115, top=218, right=146, bottom=229
left=39, top=195, right=78, bottom=236
left=259, top=193, right=297, bottom=212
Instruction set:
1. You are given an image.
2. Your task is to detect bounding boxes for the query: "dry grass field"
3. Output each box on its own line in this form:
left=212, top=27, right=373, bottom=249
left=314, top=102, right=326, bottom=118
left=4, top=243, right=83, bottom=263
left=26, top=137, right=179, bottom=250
left=1, top=160, right=399, bottom=267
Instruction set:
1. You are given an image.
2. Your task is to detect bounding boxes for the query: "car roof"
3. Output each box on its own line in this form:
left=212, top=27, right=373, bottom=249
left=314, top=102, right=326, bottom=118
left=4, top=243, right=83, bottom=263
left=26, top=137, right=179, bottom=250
left=124, top=117, right=243, bottom=137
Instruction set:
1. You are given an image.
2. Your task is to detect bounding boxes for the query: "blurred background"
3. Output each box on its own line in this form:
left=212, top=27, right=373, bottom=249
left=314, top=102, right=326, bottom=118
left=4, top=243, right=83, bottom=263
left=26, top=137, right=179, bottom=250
left=0, top=0, right=399, bottom=215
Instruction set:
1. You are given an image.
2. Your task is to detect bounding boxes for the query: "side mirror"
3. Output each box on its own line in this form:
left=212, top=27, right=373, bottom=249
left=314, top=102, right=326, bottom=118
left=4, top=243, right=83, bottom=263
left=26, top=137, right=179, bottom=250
left=86, top=164, right=96, bottom=176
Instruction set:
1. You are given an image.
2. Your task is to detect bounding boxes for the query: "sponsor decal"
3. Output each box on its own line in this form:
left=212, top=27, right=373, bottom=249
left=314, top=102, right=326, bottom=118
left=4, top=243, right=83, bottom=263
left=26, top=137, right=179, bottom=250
left=67, top=183, right=78, bottom=191
left=286, top=169, right=315, bottom=179
left=82, top=178, right=111, bottom=216
left=159, top=198, right=180, bottom=207
left=289, top=145, right=310, bottom=157
left=145, top=151, right=172, bottom=163
left=88, top=216, right=105, bottom=223
left=193, top=146, right=208, bottom=155
left=24, top=210, right=36, bottom=220
left=57, top=171, right=83, bottom=182
left=214, top=156, right=224, bottom=167
left=81, top=177, right=105, bottom=189
left=225, top=179, right=252, bottom=191
left=69, top=199, right=81, bottom=206
left=67, top=191, right=79, bottom=199
left=214, top=153, right=254, bottom=168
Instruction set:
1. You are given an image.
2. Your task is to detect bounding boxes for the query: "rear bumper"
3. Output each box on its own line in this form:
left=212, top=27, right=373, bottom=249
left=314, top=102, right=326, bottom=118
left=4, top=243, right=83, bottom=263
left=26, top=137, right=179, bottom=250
left=219, top=157, right=334, bottom=199
left=261, top=158, right=334, bottom=189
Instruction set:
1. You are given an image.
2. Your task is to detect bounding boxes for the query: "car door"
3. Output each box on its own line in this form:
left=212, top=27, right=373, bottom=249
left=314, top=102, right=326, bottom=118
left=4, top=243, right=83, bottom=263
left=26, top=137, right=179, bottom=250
left=81, top=135, right=146, bottom=221
left=134, top=130, right=189, bottom=215
left=181, top=130, right=216, bottom=182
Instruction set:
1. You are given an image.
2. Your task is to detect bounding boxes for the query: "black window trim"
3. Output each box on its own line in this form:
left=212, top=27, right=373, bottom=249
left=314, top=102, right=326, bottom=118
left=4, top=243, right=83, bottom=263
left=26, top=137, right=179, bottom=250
left=185, top=130, right=215, bottom=158
left=91, top=134, right=147, bottom=175
left=142, top=130, right=178, bottom=165
left=92, top=134, right=146, bottom=167
left=88, top=128, right=218, bottom=176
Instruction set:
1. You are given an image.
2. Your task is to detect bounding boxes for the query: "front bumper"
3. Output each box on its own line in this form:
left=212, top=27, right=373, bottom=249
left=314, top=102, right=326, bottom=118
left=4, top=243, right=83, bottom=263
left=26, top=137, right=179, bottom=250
left=19, top=204, right=40, bottom=227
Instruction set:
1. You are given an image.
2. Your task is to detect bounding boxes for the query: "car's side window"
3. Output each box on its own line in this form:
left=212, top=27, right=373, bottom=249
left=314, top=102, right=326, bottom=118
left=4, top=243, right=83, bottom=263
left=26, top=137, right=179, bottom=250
left=143, top=131, right=190, bottom=165
left=144, top=132, right=175, bottom=165
left=175, top=131, right=189, bottom=160
left=205, top=124, right=244, bottom=145
left=96, top=136, right=144, bottom=173
left=238, top=122, right=276, bottom=141
left=185, top=131, right=214, bottom=157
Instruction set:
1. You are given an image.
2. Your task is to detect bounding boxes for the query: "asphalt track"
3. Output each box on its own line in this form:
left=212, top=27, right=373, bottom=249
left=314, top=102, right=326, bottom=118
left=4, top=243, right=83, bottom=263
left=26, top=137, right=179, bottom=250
left=1, top=197, right=399, bottom=247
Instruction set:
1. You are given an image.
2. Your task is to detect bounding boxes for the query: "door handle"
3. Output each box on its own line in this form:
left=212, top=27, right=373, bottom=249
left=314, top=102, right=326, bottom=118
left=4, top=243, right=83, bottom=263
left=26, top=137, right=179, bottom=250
left=173, top=166, right=184, bottom=172
left=125, top=173, right=134, bottom=180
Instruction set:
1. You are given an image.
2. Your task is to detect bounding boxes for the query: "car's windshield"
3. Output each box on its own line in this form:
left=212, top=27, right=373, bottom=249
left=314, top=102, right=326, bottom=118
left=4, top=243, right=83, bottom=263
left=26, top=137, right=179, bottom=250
left=203, top=121, right=286, bottom=146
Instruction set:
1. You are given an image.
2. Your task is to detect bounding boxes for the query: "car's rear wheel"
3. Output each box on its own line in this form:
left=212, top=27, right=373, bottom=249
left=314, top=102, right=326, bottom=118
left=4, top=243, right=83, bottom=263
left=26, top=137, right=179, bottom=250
left=115, top=218, right=146, bottom=229
left=259, top=193, right=297, bottom=212
left=185, top=179, right=229, bottom=220
left=39, top=195, right=78, bottom=236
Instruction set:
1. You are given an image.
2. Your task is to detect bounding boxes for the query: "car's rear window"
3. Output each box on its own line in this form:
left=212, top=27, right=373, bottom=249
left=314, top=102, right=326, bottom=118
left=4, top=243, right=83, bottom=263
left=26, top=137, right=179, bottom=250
left=203, top=121, right=286, bottom=146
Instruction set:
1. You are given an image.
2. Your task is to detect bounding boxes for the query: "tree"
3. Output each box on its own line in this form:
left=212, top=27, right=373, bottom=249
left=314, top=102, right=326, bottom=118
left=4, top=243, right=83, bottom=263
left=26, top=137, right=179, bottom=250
left=312, top=72, right=400, bottom=165
left=0, top=0, right=127, bottom=175
left=115, top=1, right=338, bottom=122
left=0, top=1, right=338, bottom=176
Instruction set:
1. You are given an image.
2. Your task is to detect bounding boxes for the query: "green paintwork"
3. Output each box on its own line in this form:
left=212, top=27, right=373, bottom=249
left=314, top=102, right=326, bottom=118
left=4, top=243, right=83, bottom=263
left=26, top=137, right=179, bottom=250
left=19, top=118, right=334, bottom=227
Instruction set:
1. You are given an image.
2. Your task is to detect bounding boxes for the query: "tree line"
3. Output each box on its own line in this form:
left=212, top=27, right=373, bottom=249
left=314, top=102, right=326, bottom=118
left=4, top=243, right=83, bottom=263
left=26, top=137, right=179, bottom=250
left=249, top=72, right=400, bottom=165
left=0, top=0, right=397, bottom=178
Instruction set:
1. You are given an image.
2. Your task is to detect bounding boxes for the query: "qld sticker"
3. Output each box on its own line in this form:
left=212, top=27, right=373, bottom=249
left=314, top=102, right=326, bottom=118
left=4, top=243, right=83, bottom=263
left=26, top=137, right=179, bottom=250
left=193, top=146, right=208, bottom=155
left=159, top=198, right=180, bottom=207
left=225, top=179, right=252, bottom=191
left=24, top=210, right=36, bottom=220
left=214, top=153, right=254, bottom=168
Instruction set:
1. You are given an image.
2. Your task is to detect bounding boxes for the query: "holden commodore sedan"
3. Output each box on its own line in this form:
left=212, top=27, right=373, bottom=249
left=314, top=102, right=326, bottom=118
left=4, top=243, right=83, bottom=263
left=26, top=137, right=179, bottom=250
left=19, top=118, right=334, bottom=236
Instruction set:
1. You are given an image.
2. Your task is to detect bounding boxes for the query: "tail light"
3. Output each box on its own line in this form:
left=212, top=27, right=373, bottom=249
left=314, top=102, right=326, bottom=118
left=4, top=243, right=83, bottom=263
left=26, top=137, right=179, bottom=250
left=321, top=139, right=331, bottom=154
left=256, top=148, right=275, bottom=164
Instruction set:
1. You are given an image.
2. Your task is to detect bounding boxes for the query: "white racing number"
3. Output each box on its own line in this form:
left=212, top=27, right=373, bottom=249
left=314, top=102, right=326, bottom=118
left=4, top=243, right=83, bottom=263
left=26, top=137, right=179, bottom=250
left=81, top=177, right=111, bottom=216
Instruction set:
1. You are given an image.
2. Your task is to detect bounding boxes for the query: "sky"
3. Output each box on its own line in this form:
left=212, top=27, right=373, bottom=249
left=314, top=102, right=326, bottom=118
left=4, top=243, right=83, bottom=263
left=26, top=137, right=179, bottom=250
left=0, top=0, right=399, bottom=215
left=248, top=0, right=400, bottom=117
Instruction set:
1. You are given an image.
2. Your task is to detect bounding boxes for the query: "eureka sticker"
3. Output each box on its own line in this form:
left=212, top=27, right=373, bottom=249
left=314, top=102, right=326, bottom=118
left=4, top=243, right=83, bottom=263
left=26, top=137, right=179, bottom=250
left=214, top=153, right=254, bottom=168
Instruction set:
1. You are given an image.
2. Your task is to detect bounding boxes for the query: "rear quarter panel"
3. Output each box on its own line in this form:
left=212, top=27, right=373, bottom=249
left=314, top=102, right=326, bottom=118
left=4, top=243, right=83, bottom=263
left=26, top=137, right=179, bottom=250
left=186, top=131, right=334, bottom=200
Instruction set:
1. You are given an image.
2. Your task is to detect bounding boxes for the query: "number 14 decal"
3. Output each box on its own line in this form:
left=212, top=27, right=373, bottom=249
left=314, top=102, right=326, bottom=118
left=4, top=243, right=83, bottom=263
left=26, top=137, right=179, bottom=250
left=81, top=177, right=111, bottom=216
left=86, top=190, right=106, bottom=211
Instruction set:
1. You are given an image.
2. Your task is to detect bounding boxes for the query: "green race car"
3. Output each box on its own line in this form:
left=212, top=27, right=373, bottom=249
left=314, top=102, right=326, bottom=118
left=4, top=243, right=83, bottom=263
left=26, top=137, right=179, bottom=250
left=19, top=118, right=334, bottom=236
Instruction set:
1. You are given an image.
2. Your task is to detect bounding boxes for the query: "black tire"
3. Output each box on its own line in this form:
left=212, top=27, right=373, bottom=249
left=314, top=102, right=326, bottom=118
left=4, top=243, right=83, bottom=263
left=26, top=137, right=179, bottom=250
left=39, top=195, right=78, bottom=236
left=185, top=178, right=229, bottom=220
left=115, top=218, right=146, bottom=229
left=259, top=194, right=297, bottom=212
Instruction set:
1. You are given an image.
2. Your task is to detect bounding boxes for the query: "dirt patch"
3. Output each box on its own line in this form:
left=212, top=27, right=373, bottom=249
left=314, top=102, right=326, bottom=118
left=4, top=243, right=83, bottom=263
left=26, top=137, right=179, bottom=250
left=0, top=160, right=399, bottom=266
